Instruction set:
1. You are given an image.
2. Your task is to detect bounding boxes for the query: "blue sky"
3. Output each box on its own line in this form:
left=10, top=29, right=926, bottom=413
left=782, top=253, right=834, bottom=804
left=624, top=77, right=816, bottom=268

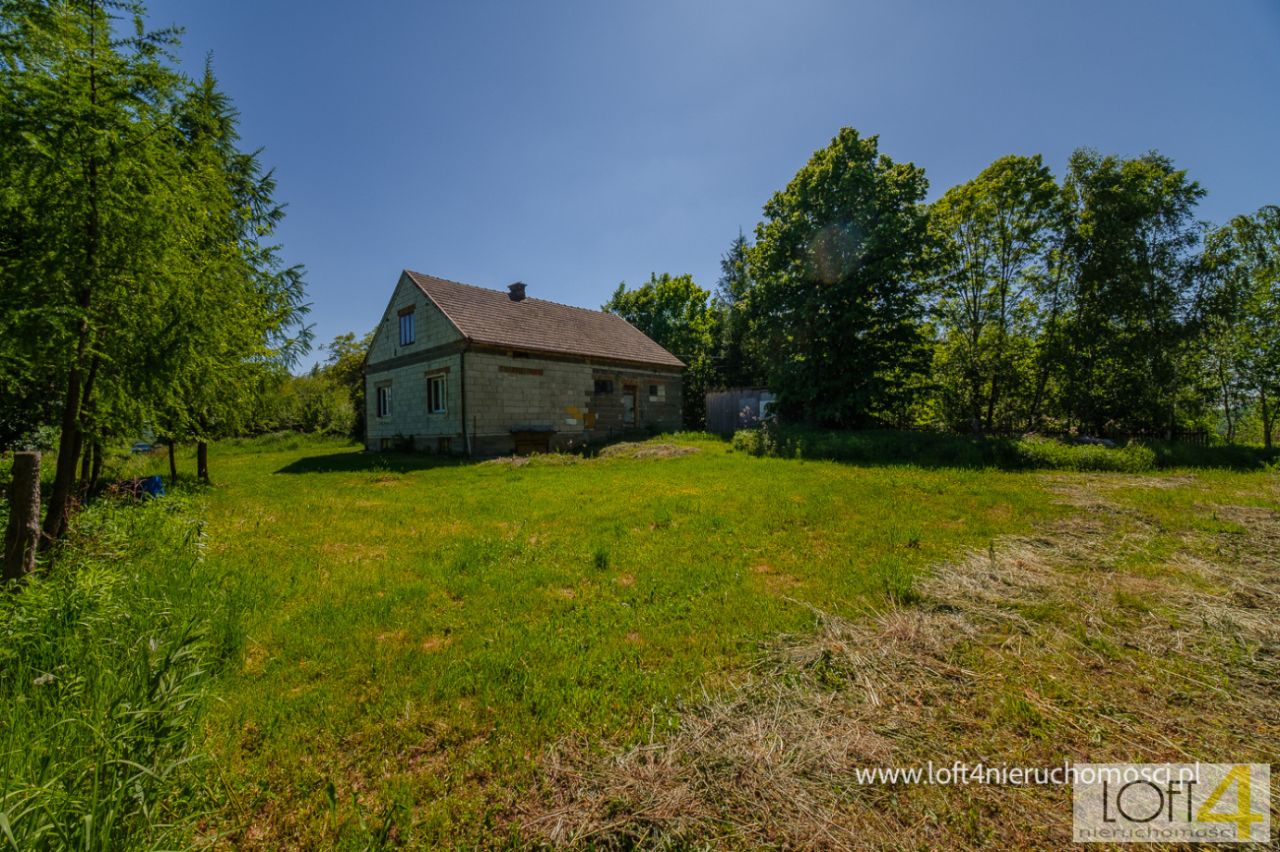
left=146, top=1, right=1280, bottom=367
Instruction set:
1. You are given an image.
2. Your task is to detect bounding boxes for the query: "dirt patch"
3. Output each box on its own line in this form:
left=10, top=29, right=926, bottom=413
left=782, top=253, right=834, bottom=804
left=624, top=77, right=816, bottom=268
left=481, top=442, right=699, bottom=468
left=420, top=635, right=453, bottom=652
left=597, top=442, right=700, bottom=461
left=518, top=482, right=1280, bottom=849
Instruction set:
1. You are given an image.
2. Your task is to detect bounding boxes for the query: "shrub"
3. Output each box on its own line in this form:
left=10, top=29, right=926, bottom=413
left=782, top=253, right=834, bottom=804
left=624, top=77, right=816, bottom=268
left=730, top=426, right=1172, bottom=472
left=1012, top=436, right=1155, bottom=472
left=0, top=494, right=241, bottom=849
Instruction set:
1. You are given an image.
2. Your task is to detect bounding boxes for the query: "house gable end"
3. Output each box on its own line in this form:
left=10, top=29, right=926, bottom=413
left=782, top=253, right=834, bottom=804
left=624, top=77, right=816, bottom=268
left=366, top=271, right=464, bottom=367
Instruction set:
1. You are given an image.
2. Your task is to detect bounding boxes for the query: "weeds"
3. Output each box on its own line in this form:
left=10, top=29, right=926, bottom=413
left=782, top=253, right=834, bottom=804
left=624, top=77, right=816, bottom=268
left=0, top=494, right=238, bottom=850
left=730, top=425, right=1276, bottom=471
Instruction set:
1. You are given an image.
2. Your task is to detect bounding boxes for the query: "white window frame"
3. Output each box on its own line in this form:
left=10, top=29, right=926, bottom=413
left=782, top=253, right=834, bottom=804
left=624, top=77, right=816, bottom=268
left=376, top=385, right=392, bottom=418
left=426, top=373, right=447, bottom=414
left=399, top=310, right=415, bottom=346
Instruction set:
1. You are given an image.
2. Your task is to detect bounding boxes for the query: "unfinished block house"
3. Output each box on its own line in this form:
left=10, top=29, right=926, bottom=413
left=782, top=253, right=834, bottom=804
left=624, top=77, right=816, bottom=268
left=364, top=271, right=684, bottom=455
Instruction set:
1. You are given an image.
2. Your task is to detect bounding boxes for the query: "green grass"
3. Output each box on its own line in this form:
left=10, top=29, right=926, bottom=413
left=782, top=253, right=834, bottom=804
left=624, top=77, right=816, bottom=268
left=3, top=432, right=1275, bottom=848
left=131, top=434, right=1065, bottom=847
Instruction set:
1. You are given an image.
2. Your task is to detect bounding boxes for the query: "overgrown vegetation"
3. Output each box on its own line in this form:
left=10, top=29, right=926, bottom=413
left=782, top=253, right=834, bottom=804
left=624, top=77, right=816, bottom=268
left=0, top=485, right=240, bottom=849
left=729, top=424, right=1278, bottom=471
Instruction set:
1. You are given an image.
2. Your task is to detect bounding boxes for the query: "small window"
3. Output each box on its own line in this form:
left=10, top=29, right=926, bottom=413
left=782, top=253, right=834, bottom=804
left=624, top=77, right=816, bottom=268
left=436, top=437, right=452, bottom=454
left=594, top=379, right=613, bottom=395
left=426, top=373, right=446, bottom=414
left=379, top=437, right=393, bottom=451
left=376, top=385, right=392, bottom=417
left=398, top=309, right=415, bottom=346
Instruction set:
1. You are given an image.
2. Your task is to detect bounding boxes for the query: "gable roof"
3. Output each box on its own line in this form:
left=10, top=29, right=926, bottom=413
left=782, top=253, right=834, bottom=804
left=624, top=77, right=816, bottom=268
left=405, top=270, right=685, bottom=369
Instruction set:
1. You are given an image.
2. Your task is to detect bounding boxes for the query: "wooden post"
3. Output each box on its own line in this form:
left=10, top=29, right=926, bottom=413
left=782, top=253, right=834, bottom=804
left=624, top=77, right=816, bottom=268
left=3, top=452, right=41, bottom=582
left=168, top=439, right=178, bottom=484
left=197, top=440, right=209, bottom=484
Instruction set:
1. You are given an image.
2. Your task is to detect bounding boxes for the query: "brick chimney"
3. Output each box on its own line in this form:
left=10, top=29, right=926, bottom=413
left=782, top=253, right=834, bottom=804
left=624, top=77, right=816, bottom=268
left=507, top=281, right=526, bottom=302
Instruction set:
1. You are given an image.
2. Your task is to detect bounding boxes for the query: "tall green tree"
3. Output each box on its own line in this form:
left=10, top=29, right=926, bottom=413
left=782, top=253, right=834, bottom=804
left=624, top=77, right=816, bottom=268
left=1059, top=149, right=1205, bottom=435
left=152, top=63, right=309, bottom=482
left=750, top=128, right=931, bottom=427
left=1198, top=206, right=1280, bottom=447
left=0, top=0, right=191, bottom=538
left=926, top=155, right=1062, bottom=433
left=603, top=273, right=718, bottom=428
left=711, top=231, right=762, bottom=388
left=0, top=1, right=308, bottom=526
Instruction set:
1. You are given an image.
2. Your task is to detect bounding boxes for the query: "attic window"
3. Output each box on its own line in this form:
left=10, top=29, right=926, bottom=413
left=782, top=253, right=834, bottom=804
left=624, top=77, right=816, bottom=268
left=398, top=307, right=415, bottom=346
left=594, top=379, right=613, bottom=395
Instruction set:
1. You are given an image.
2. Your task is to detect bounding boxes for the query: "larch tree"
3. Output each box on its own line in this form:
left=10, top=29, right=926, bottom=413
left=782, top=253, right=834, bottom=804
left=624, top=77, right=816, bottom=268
left=0, top=0, right=189, bottom=540
left=712, top=231, right=763, bottom=389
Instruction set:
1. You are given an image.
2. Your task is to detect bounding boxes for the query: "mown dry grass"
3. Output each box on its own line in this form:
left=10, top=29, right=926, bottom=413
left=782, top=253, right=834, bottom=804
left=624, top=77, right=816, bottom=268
left=521, top=474, right=1279, bottom=849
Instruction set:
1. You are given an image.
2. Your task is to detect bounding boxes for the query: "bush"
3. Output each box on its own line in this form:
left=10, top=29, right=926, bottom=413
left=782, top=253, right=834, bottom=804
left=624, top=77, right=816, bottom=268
left=1011, top=436, right=1156, bottom=472
left=0, top=494, right=242, bottom=849
left=731, top=426, right=1174, bottom=472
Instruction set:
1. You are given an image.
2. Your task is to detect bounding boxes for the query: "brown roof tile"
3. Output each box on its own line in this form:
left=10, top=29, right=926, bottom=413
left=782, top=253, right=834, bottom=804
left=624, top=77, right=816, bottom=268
left=405, top=271, right=684, bottom=369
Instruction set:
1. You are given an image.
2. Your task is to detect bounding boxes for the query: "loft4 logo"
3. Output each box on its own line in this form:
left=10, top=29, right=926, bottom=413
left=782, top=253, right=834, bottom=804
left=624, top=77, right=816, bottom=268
left=1195, top=765, right=1266, bottom=838
left=1073, top=763, right=1270, bottom=844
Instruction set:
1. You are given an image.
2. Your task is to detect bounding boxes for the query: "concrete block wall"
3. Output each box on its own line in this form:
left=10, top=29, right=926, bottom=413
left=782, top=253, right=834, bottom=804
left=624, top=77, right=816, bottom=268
left=464, top=351, right=683, bottom=455
left=366, top=354, right=463, bottom=451
left=463, top=350, right=593, bottom=454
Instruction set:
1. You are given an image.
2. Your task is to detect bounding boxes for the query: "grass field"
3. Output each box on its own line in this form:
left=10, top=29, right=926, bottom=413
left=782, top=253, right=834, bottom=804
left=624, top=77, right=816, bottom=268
left=166, top=434, right=1067, bottom=847
left=4, top=433, right=1277, bottom=848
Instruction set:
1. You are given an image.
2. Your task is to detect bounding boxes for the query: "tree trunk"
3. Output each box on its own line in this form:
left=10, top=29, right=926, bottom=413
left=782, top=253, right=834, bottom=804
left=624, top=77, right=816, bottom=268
left=1216, top=358, right=1234, bottom=442
left=1261, top=387, right=1273, bottom=450
left=78, top=438, right=93, bottom=488
left=88, top=442, right=103, bottom=494
left=197, top=441, right=210, bottom=484
left=4, top=452, right=41, bottom=582
left=168, top=439, right=178, bottom=484
left=42, top=364, right=85, bottom=545
left=45, top=13, right=101, bottom=547
left=985, top=371, right=998, bottom=433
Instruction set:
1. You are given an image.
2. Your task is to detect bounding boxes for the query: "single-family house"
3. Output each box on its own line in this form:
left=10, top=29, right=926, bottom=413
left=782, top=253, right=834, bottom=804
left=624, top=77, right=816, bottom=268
left=365, top=271, right=684, bottom=455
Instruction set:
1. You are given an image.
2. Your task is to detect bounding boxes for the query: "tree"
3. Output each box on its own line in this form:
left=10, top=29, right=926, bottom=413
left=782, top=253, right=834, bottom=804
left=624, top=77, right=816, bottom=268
left=603, top=273, right=718, bottom=428
left=150, top=63, right=310, bottom=483
left=1198, top=206, right=1280, bottom=447
left=0, top=1, right=308, bottom=528
left=0, top=0, right=192, bottom=539
left=323, top=330, right=374, bottom=439
left=926, top=155, right=1061, bottom=433
left=711, top=231, right=763, bottom=388
left=749, top=128, right=931, bottom=427
left=1059, top=149, right=1205, bottom=435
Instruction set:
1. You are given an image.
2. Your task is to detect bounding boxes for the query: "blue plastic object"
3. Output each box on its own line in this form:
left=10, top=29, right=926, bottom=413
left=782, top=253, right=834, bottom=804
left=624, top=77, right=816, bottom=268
left=140, top=475, right=165, bottom=498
